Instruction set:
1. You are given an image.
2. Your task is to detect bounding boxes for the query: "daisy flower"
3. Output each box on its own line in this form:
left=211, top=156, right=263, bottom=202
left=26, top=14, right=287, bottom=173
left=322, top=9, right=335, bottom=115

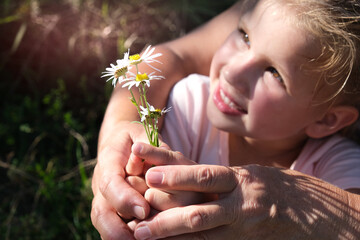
left=101, top=51, right=131, bottom=87
left=140, top=104, right=171, bottom=122
left=121, top=72, right=164, bottom=90
left=129, top=45, right=162, bottom=71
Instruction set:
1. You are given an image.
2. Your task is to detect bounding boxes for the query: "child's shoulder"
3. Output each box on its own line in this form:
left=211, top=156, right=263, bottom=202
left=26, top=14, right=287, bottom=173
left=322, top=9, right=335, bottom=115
left=169, top=74, right=210, bottom=112
left=172, top=74, right=210, bottom=94
left=295, top=134, right=360, bottom=189
left=300, top=134, right=360, bottom=163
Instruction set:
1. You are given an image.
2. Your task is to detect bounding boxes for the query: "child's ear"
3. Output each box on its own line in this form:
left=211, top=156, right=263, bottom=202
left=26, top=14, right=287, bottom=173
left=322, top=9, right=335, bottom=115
left=305, top=106, right=359, bottom=139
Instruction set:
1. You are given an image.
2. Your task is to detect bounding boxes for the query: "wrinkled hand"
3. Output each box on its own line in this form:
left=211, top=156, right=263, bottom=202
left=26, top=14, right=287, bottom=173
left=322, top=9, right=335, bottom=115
left=91, top=121, right=152, bottom=240
left=91, top=123, right=199, bottom=239
left=133, top=164, right=356, bottom=240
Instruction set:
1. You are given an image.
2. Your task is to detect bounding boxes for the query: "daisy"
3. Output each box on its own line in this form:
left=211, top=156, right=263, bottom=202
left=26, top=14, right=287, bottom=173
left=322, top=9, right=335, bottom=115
left=101, top=51, right=131, bottom=87
left=129, top=45, right=162, bottom=71
left=140, top=105, right=154, bottom=122
left=140, top=104, right=171, bottom=122
left=121, top=72, right=164, bottom=90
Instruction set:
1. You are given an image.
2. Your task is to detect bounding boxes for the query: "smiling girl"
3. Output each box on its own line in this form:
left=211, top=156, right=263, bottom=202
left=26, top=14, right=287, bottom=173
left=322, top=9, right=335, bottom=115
left=159, top=0, right=360, bottom=182
left=92, top=0, right=360, bottom=239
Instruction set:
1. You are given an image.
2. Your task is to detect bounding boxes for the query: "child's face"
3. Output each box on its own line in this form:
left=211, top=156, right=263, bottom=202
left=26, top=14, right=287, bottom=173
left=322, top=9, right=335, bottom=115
left=208, top=0, right=326, bottom=141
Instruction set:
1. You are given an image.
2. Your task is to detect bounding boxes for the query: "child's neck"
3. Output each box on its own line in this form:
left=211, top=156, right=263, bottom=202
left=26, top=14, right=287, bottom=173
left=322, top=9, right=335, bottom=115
left=228, top=133, right=308, bottom=168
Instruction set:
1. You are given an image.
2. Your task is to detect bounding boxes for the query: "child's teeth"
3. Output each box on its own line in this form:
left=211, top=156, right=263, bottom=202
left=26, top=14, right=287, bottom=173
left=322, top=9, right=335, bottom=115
left=220, top=89, right=236, bottom=109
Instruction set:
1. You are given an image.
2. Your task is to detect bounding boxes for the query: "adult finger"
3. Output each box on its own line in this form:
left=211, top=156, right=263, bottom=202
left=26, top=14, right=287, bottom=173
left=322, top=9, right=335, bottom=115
left=134, top=199, right=234, bottom=240
left=91, top=193, right=135, bottom=240
left=131, top=142, right=196, bottom=166
left=159, top=225, right=235, bottom=240
left=97, top=146, right=149, bottom=219
left=145, top=165, right=240, bottom=193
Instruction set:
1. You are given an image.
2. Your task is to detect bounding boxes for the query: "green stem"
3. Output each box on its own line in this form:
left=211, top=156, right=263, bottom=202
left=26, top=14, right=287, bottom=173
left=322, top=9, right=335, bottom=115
left=130, top=89, right=151, bottom=142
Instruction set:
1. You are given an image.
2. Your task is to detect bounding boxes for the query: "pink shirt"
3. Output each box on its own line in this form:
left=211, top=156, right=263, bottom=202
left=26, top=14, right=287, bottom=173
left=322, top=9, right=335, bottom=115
left=161, top=74, right=360, bottom=190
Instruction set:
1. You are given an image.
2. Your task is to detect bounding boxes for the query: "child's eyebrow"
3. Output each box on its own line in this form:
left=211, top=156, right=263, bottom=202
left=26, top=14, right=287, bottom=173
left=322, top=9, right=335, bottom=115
left=237, top=19, right=246, bottom=29
left=238, top=17, right=251, bottom=34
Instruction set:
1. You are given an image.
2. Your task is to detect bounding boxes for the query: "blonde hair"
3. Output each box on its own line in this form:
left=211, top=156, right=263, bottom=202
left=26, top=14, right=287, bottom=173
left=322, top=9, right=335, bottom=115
left=289, top=0, right=360, bottom=107
left=281, top=0, right=360, bottom=138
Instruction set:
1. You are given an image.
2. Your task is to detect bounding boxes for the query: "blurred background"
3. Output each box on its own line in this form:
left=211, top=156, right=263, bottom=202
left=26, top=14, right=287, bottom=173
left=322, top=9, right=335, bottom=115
left=0, top=0, right=237, bottom=239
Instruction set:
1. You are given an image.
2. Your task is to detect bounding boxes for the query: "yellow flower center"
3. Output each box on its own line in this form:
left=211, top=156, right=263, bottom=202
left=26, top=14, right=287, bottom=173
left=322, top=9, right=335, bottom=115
left=130, top=54, right=142, bottom=65
left=129, top=54, right=140, bottom=61
left=115, top=66, right=128, bottom=78
left=136, top=73, right=149, bottom=82
left=149, top=108, right=162, bottom=118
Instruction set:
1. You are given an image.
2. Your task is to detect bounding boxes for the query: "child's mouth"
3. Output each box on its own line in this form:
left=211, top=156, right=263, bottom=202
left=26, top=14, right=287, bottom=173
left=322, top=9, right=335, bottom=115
left=213, top=85, right=247, bottom=115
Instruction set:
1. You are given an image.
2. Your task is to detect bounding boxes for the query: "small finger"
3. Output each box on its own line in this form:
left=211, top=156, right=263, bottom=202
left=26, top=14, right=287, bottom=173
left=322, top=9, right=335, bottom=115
left=132, top=142, right=195, bottom=166
left=126, top=152, right=145, bottom=176
left=145, top=188, right=205, bottom=211
left=125, top=176, right=148, bottom=195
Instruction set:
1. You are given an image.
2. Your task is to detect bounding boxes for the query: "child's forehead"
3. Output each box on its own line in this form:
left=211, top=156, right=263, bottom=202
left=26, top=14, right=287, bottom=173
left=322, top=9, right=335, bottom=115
left=239, top=0, right=321, bottom=59
left=240, top=0, right=306, bottom=27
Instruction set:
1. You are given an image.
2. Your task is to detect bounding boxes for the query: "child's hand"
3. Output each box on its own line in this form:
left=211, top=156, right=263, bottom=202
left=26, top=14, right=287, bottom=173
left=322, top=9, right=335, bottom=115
left=126, top=141, right=196, bottom=176
left=127, top=142, right=209, bottom=211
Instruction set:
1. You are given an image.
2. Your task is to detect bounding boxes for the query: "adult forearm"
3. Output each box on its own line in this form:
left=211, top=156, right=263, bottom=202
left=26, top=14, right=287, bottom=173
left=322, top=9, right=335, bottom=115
left=131, top=165, right=360, bottom=240
left=277, top=169, right=360, bottom=239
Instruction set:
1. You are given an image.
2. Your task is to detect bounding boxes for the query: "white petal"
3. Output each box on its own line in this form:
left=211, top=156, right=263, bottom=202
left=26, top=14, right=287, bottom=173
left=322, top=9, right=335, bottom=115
left=142, top=45, right=152, bottom=57
left=145, top=63, right=161, bottom=72
left=149, top=105, right=156, bottom=111
left=101, top=73, right=114, bottom=77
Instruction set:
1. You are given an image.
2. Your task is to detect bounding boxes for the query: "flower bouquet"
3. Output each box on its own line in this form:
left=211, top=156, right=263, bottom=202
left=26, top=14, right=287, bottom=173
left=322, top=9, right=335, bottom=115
left=102, top=46, right=170, bottom=147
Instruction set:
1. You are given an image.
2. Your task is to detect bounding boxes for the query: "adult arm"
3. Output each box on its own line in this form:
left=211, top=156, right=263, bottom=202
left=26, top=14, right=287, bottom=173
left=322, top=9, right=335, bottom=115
left=134, top=164, right=360, bottom=240
left=91, top=2, right=243, bottom=239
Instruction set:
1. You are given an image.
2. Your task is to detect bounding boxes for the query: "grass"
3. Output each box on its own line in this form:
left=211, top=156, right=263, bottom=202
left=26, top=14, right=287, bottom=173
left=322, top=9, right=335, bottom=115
left=0, top=0, right=236, bottom=239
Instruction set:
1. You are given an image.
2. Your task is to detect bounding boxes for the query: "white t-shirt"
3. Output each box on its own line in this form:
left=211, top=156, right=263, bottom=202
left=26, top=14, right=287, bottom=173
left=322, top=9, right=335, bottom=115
left=161, top=74, right=360, bottom=190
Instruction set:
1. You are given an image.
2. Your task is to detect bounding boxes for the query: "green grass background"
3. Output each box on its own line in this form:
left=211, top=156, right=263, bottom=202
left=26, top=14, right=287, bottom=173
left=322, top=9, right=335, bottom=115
left=0, top=0, right=237, bottom=239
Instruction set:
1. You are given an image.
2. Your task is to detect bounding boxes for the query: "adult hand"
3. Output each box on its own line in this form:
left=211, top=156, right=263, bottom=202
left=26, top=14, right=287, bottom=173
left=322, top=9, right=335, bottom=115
left=133, top=164, right=359, bottom=240
left=91, top=126, right=197, bottom=239
left=91, top=121, right=152, bottom=240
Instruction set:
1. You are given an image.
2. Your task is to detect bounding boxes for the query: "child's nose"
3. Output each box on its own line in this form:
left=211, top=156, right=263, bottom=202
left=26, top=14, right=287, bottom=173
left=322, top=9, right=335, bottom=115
left=224, top=52, right=259, bottom=93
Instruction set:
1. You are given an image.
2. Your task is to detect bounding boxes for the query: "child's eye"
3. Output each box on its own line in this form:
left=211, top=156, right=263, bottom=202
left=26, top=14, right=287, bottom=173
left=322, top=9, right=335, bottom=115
left=267, top=67, right=284, bottom=84
left=238, top=28, right=250, bottom=46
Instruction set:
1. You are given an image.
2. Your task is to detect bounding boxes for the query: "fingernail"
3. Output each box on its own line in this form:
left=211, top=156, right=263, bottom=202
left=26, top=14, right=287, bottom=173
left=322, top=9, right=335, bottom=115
left=133, top=205, right=146, bottom=219
left=135, top=225, right=152, bottom=240
left=146, top=171, right=163, bottom=186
